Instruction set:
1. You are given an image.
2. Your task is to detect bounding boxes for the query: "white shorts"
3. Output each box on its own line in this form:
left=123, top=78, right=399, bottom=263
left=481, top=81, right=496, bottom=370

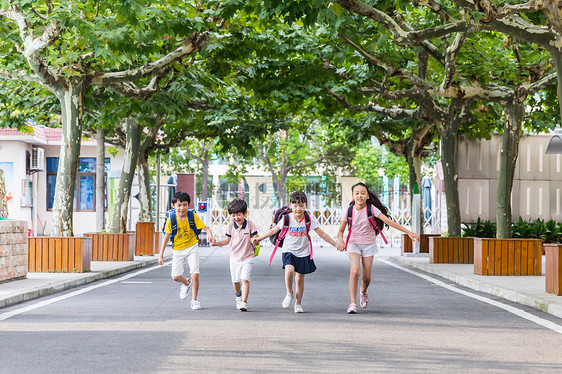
left=171, top=244, right=199, bottom=277
left=230, top=257, right=253, bottom=283
left=347, top=242, right=379, bottom=257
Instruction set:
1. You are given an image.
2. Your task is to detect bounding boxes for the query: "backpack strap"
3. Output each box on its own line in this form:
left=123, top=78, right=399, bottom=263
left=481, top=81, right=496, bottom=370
left=269, top=214, right=290, bottom=266
left=366, top=202, right=388, bottom=245
left=186, top=210, right=200, bottom=237
left=304, top=212, right=313, bottom=260
left=345, top=205, right=354, bottom=248
left=169, top=210, right=178, bottom=243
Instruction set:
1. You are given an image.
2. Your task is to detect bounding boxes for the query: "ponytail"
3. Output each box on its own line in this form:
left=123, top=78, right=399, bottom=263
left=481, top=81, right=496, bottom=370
left=352, top=182, right=389, bottom=230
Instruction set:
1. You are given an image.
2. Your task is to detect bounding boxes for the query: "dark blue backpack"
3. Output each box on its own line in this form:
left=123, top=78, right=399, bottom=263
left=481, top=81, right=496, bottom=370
left=162, top=208, right=201, bottom=243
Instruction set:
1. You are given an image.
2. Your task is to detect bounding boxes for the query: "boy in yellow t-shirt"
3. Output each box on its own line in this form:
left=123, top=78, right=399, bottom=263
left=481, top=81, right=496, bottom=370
left=158, top=192, right=215, bottom=310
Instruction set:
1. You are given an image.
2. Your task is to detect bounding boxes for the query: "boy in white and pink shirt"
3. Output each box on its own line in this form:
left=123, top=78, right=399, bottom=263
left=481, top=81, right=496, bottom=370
left=211, top=198, right=258, bottom=311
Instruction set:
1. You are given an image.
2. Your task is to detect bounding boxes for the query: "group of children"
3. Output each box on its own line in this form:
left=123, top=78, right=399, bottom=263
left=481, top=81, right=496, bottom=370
left=158, top=183, right=420, bottom=313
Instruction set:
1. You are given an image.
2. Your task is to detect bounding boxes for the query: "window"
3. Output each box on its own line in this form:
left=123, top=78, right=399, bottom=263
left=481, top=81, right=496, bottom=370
left=47, top=157, right=110, bottom=211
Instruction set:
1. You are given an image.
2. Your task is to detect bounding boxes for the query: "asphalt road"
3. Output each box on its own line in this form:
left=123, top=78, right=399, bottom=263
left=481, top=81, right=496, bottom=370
left=0, top=245, right=561, bottom=373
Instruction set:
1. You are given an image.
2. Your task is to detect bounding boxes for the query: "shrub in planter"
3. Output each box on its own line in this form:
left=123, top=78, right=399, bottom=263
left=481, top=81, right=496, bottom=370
left=512, top=218, right=562, bottom=244
left=461, top=218, right=496, bottom=238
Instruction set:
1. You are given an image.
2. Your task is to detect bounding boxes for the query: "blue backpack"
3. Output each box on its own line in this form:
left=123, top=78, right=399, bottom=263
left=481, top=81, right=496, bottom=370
left=162, top=208, right=201, bottom=243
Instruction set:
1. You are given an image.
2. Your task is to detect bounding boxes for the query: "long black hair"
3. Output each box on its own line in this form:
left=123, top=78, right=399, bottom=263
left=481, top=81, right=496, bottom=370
left=351, top=182, right=389, bottom=230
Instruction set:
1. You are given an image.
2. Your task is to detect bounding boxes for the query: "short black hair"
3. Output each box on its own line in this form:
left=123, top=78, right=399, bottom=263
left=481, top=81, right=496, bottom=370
left=172, top=191, right=191, bottom=205
left=227, top=198, right=247, bottom=214
left=289, top=191, right=307, bottom=205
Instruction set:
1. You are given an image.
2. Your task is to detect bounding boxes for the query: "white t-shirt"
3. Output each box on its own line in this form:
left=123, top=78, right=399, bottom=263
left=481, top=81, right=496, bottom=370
left=276, top=213, right=319, bottom=257
left=342, top=204, right=381, bottom=245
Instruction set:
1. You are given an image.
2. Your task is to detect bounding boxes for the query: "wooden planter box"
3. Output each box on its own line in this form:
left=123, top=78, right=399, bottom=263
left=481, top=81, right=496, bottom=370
left=544, top=244, right=562, bottom=296
left=402, top=234, right=441, bottom=255
left=84, top=232, right=135, bottom=261
left=28, top=237, right=91, bottom=273
left=474, top=238, right=543, bottom=276
left=136, top=222, right=155, bottom=256
left=429, top=237, right=474, bottom=264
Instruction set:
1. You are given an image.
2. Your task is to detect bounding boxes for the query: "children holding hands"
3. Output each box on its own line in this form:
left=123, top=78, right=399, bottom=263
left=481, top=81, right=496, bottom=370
left=159, top=186, right=420, bottom=316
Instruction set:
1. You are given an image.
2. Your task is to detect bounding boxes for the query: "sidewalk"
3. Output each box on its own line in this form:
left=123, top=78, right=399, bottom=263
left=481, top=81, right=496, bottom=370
left=387, top=252, right=562, bottom=319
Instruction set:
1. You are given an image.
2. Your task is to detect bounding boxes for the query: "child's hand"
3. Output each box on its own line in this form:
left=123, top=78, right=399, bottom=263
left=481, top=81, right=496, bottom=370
left=209, top=237, right=216, bottom=246
left=336, top=241, right=346, bottom=252
left=251, top=237, right=260, bottom=246
left=158, top=252, right=164, bottom=265
left=409, top=232, right=420, bottom=242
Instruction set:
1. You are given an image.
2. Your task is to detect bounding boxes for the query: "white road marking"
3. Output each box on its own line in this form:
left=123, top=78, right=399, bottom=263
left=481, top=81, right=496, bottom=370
left=0, top=264, right=163, bottom=321
left=120, top=281, right=153, bottom=284
left=380, top=259, right=562, bottom=334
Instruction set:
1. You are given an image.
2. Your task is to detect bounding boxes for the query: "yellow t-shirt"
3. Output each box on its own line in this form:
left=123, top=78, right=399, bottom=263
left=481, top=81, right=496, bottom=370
left=164, top=212, right=206, bottom=250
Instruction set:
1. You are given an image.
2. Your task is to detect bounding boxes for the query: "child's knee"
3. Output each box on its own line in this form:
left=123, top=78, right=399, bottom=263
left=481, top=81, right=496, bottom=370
left=191, top=273, right=199, bottom=281
left=172, top=275, right=182, bottom=282
left=350, top=269, right=360, bottom=279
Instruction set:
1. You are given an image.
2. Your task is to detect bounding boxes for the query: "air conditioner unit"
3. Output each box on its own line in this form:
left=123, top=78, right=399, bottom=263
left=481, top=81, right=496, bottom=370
left=30, top=147, right=45, bottom=172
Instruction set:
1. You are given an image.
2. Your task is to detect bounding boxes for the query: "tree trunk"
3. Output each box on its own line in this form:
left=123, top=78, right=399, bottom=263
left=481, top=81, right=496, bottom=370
left=136, top=150, right=152, bottom=222
left=109, top=117, right=141, bottom=233
left=550, top=50, right=562, bottom=121
left=51, top=79, right=85, bottom=237
left=496, top=102, right=524, bottom=238
left=440, top=130, right=462, bottom=237
left=96, top=126, right=105, bottom=232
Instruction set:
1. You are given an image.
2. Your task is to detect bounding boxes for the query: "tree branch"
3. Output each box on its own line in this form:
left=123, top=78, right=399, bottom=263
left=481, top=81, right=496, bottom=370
left=91, top=32, right=210, bottom=85
left=339, top=33, right=433, bottom=91
left=441, top=32, right=468, bottom=90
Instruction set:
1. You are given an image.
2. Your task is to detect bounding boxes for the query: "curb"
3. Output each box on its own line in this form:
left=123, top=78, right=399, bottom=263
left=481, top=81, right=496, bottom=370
left=0, top=258, right=159, bottom=309
left=388, top=256, right=562, bottom=319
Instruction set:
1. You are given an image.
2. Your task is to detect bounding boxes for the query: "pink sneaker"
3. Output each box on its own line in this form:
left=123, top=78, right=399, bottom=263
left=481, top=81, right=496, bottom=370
left=347, top=303, right=357, bottom=314
left=360, top=292, right=368, bottom=308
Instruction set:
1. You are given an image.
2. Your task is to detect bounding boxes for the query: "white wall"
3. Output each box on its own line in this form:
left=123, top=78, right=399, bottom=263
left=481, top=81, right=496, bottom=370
left=0, top=141, right=33, bottom=233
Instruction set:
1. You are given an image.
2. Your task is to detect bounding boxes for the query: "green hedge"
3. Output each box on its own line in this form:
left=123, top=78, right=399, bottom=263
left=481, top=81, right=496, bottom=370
left=461, top=218, right=562, bottom=243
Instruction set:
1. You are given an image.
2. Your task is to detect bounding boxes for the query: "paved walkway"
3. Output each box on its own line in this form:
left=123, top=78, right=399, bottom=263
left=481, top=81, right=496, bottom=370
left=1, top=245, right=561, bottom=320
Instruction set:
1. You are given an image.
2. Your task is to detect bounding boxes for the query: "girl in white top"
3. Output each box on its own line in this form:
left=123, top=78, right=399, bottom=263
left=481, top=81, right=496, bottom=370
left=337, top=182, right=419, bottom=314
left=253, top=191, right=338, bottom=313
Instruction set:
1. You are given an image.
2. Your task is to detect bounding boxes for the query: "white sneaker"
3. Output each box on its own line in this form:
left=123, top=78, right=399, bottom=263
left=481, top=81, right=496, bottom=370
left=282, top=293, right=294, bottom=309
left=235, top=295, right=242, bottom=303
left=294, top=303, right=304, bottom=313
left=179, top=281, right=191, bottom=300
left=190, top=299, right=201, bottom=310
left=238, top=301, right=248, bottom=312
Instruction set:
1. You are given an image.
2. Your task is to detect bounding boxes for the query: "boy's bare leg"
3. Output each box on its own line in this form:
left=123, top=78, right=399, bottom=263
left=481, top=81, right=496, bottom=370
left=295, top=273, right=305, bottom=304
left=348, top=253, right=361, bottom=305
left=360, top=256, right=374, bottom=294
left=191, top=273, right=199, bottom=300
left=241, top=279, right=250, bottom=302
left=233, top=282, right=241, bottom=295
left=172, top=275, right=190, bottom=287
left=284, top=265, right=295, bottom=296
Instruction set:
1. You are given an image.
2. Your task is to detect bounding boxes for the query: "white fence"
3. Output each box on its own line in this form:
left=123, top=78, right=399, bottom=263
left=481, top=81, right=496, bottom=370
left=199, top=193, right=443, bottom=248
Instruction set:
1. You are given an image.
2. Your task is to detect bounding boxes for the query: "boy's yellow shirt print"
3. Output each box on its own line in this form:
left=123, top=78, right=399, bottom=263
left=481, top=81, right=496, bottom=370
left=164, top=213, right=205, bottom=250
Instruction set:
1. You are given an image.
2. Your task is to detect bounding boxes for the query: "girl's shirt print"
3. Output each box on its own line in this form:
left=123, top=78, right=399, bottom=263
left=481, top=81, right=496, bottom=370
left=277, top=213, right=319, bottom=257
